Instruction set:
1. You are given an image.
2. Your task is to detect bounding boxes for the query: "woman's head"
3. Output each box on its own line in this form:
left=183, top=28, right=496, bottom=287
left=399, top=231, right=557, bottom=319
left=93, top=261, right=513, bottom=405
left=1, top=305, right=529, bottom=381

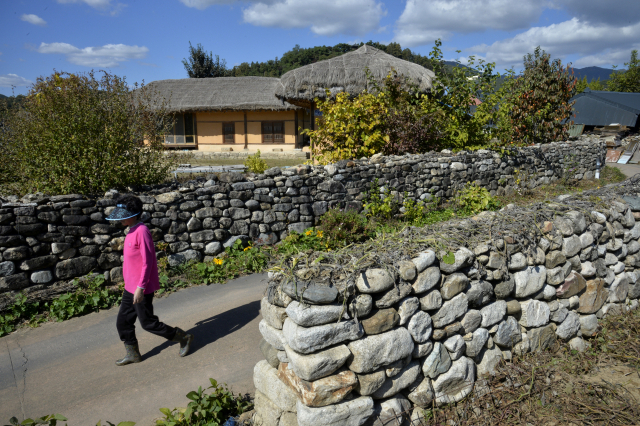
left=105, top=194, right=143, bottom=225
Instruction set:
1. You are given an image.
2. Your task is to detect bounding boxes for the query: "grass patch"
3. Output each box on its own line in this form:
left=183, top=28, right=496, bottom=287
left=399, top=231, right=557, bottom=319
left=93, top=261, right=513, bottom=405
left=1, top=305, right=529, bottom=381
left=186, top=157, right=304, bottom=169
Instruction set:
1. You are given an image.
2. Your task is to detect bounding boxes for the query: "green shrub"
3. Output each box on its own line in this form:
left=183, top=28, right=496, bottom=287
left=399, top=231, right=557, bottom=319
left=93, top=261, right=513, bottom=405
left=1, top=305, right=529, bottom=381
left=156, top=379, right=252, bottom=426
left=278, top=229, right=328, bottom=255
left=455, top=182, right=500, bottom=215
left=243, top=150, right=269, bottom=174
left=0, top=70, right=178, bottom=195
left=317, top=208, right=376, bottom=248
left=195, top=239, right=269, bottom=285
left=363, top=179, right=401, bottom=220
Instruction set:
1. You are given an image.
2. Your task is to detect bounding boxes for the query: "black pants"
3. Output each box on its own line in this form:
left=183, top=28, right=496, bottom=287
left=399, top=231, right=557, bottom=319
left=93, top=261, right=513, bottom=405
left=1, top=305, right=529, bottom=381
left=116, top=290, right=176, bottom=346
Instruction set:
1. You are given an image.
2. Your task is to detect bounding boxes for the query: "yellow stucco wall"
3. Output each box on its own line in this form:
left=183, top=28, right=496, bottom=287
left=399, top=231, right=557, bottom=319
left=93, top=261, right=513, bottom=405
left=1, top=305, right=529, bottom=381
left=194, top=110, right=302, bottom=150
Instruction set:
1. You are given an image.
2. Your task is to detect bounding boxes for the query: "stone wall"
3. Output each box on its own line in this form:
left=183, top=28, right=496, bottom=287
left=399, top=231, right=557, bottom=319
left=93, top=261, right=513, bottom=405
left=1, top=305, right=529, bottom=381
left=0, top=139, right=605, bottom=301
left=253, top=191, right=640, bottom=426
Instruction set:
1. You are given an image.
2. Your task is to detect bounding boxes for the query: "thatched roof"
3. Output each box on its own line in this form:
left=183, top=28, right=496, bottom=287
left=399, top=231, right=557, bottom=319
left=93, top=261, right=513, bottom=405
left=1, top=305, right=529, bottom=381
left=146, top=77, right=300, bottom=112
left=275, top=45, right=436, bottom=106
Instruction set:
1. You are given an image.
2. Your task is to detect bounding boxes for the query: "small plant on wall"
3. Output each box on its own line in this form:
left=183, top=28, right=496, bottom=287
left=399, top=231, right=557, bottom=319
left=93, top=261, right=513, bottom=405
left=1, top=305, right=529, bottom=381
left=244, top=150, right=269, bottom=174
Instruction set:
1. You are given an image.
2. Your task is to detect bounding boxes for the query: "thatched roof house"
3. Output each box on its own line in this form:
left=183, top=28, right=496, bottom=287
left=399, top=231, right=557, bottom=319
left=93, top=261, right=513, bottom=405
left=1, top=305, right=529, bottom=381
left=275, top=45, right=436, bottom=107
left=147, top=77, right=300, bottom=112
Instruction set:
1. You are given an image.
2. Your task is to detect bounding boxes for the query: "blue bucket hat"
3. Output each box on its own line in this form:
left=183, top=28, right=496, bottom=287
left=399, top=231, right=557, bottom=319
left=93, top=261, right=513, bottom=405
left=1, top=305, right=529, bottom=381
left=105, top=204, right=140, bottom=221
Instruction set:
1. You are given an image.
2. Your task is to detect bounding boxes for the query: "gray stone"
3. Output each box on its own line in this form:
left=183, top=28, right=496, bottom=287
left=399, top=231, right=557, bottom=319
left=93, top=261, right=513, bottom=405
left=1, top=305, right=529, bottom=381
left=554, top=217, right=574, bottom=236
left=580, top=232, right=594, bottom=249
left=356, top=269, right=395, bottom=294
left=412, top=341, right=433, bottom=359
left=204, top=241, right=222, bottom=255
left=443, top=335, right=465, bottom=360
left=464, top=328, right=489, bottom=357
left=55, top=256, right=98, bottom=280
left=30, top=270, right=52, bottom=284
left=546, top=267, right=565, bottom=285
left=581, top=261, right=596, bottom=278
left=384, top=355, right=411, bottom=378
left=432, top=357, right=475, bottom=406
left=259, top=319, right=286, bottom=350
left=508, top=253, right=527, bottom=271
left=412, top=266, right=441, bottom=294
left=398, top=297, right=420, bottom=325
left=282, top=281, right=338, bottom=305
left=190, top=230, right=214, bottom=243
left=506, top=300, right=521, bottom=316
left=550, top=306, right=569, bottom=323
left=362, top=308, right=399, bottom=335
left=419, top=289, right=442, bottom=311
left=494, top=276, right=515, bottom=299
left=286, top=301, right=343, bottom=327
left=355, top=370, right=386, bottom=396
left=253, top=360, right=298, bottom=412
left=368, top=396, right=412, bottom=426
left=545, top=251, right=567, bottom=269
left=608, top=274, right=629, bottom=303
left=476, top=345, right=503, bottom=376
left=439, top=247, right=475, bottom=274
left=556, top=271, right=587, bottom=299
left=487, top=252, right=506, bottom=269
left=253, top=391, right=283, bottom=426
left=283, top=318, right=363, bottom=354
left=566, top=211, right=587, bottom=234
left=262, top=297, right=288, bottom=330
left=348, top=327, right=415, bottom=374
left=514, top=266, right=547, bottom=298
left=349, top=294, right=373, bottom=318
left=260, top=338, right=280, bottom=369
left=569, top=336, right=587, bottom=353
left=407, top=311, right=433, bottom=343
left=461, top=310, right=482, bottom=334
left=466, top=280, right=494, bottom=307
left=284, top=344, right=352, bottom=382
left=441, top=273, right=468, bottom=300
left=407, top=378, right=435, bottom=408
left=372, top=360, right=421, bottom=399
left=375, top=282, right=412, bottom=308
left=519, top=300, right=550, bottom=328
left=411, top=250, right=436, bottom=272
left=431, top=293, right=468, bottom=328
left=493, top=317, right=522, bottom=348
left=480, top=300, right=507, bottom=328
left=422, top=342, right=452, bottom=379
left=527, top=324, right=557, bottom=352
left=592, top=211, right=607, bottom=224
left=397, top=260, right=417, bottom=281
left=556, top=311, right=581, bottom=341
left=0, top=261, right=15, bottom=277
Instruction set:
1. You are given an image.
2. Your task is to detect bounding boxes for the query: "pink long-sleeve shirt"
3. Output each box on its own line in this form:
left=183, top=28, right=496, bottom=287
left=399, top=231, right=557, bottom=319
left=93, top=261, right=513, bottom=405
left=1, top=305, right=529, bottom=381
left=123, top=223, right=160, bottom=294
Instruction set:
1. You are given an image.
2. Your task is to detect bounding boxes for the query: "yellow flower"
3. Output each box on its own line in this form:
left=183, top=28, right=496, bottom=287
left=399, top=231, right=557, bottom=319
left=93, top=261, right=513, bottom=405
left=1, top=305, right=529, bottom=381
left=244, top=246, right=252, bottom=251
left=316, top=231, right=323, bottom=238
left=213, top=258, right=224, bottom=265
left=305, top=230, right=313, bottom=236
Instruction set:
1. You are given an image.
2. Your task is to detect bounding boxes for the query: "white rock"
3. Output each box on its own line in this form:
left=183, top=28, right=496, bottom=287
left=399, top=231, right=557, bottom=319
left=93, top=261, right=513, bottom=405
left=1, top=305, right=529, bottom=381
left=513, top=333, right=531, bottom=355
left=480, top=300, right=507, bottom=328
left=412, top=341, right=434, bottom=359
left=611, top=261, right=625, bottom=274
left=262, top=297, right=288, bottom=330
left=285, top=301, right=344, bottom=327
left=569, top=295, right=580, bottom=309
left=608, top=274, right=629, bottom=303
left=519, top=300, right=550, bottom=328
left=253, top=360, right=298, bottom=412
left=369, top=396, right=412, bottom=426
left=556, top=311, right=581, bottom=341
left=419, top=289, right=442, bottom=311
left=443, top=335, right=465, bottom=360
left=254, top=391, right=283, bottom=426
left=398, top=297, right=420, bottom=325
left=372, top=360, right=421, bottom=399
left=569, top=336, right=587, bottom=352
left=407, top=378, right=435, bottom=408
left=356, top=269, right=395, bottom=294
left=432, top=357, right=476, bottom=406
left=508, top=253, right=527, bottom=271
left=259, top=319, right=286, bottom=350
left=461, top=310, right=482, bottom=334
left=546, top=267, right=565, bottom=285
left=580, top=314, right=599, bottom=337
left=348, top=327, right=414, bottom=374
left=580, top=232, right=594, bottom=249
left=412, top=250, right=436, bottom=272
left=464, top=328, right=489, bottom=357
left=412, top=266, right=441, bottom=294
left=296, top=396, right=374, bottom=426
left=514, top=266, right=547, bottom=298
left=422, top=342, right=452, bottom=379
left=562, top=235, right=582, bottom=258
left=476, top=346, right=503, bottom=376
left=284, top=344, right=351, bottom=382
left=493, top=317, right=522, bottom=348
left=581, top=261, right=596, bottom=278
left=542, top=284, right=556, bottom=300
left=283, top=318, right=363, bottom=354
left=591, top=211, right=606, bottom=224
left=431, top=293, right=468, bottom=328
left=407, top=311, right=433, bottom=343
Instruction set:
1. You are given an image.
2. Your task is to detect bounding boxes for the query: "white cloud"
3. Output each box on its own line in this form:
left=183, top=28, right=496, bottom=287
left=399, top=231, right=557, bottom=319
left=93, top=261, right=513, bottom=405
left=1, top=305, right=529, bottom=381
left=243, top=0, right=386, bottom=36
left=57, top=0, right=112, bottom=8
left=21, top=14, right=47, bottom=26
left=552, top=0, right=640, bottom=27
left=179, top=0, right=237, bottom=9
left=0, top=74, right=33, bottom=88
left=394, top=0, right=546, bottom=47
left=37, top=42, right=149, bottom=67
left=469, top=18, right=640, bottom=69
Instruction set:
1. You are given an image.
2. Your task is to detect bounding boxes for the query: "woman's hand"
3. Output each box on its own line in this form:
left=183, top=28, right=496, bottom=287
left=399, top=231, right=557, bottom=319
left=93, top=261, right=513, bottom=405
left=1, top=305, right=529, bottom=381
left=133, top=287, right=145, bottom=304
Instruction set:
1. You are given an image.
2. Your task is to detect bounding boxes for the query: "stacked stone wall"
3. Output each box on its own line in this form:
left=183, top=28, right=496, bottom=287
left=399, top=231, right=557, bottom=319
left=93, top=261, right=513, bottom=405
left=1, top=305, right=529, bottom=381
left=0, top=139, right=604, bottom=302
left=254, top=194, right=640, bottom=426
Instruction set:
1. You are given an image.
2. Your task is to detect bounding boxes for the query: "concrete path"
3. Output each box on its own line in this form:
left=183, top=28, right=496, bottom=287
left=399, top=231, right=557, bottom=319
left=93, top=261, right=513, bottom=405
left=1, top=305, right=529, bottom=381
left=0, top=274, right=268, bottom=425
left=608, top=162, right=640, bottom=178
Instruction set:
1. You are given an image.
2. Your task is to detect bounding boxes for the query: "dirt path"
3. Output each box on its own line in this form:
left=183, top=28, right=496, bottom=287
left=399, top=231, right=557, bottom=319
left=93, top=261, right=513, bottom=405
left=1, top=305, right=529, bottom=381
left=0, top=274, right=268, bottom=425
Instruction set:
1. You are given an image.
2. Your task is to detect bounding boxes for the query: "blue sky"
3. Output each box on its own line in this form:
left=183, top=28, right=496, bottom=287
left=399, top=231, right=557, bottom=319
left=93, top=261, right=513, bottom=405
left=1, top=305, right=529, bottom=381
left=1, top=0, right=639, bottom=96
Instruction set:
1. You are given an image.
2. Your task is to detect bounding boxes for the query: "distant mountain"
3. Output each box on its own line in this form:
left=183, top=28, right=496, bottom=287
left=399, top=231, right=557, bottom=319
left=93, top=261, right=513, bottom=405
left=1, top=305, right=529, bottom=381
left=571, top=66, right=621, bottom=82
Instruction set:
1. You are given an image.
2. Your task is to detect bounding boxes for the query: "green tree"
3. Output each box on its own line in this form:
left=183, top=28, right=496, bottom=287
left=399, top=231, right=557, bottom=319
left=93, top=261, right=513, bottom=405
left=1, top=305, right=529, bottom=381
left=0, top=70, right=178, bottom=195
left=608, top=50, right=640, bottom=92
left=496, top=47, right=577, bottom=145
left=576, top=76, right=589, bottom=93
left=588, top=77, right=606, bottom=91
left=182, top=42, right=228, bottom=78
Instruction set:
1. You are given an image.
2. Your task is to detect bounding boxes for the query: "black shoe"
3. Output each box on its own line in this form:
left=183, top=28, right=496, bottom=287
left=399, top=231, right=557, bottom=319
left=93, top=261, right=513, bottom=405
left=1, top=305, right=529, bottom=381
left=172, top=328, right=194, bottom=357
left=115, top=344, right=142, bottom=366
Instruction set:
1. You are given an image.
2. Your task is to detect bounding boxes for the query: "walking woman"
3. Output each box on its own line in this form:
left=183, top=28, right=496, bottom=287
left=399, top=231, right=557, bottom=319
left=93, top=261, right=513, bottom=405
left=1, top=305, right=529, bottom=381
left=106, top=194, right=194, bottom=366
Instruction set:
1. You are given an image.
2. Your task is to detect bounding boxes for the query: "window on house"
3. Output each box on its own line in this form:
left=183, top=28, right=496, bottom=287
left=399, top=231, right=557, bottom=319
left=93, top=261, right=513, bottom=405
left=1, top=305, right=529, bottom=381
left=164, top=113, right=196, bottom=145
left=223, top=122, right=235, bottom=144
left=262, top=121, right=285, bottom=143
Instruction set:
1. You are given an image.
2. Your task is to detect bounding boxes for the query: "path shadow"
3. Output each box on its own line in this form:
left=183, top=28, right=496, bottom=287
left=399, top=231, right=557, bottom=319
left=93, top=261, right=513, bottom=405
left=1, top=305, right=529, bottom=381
left=143, top=299, right=261, bottom=360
